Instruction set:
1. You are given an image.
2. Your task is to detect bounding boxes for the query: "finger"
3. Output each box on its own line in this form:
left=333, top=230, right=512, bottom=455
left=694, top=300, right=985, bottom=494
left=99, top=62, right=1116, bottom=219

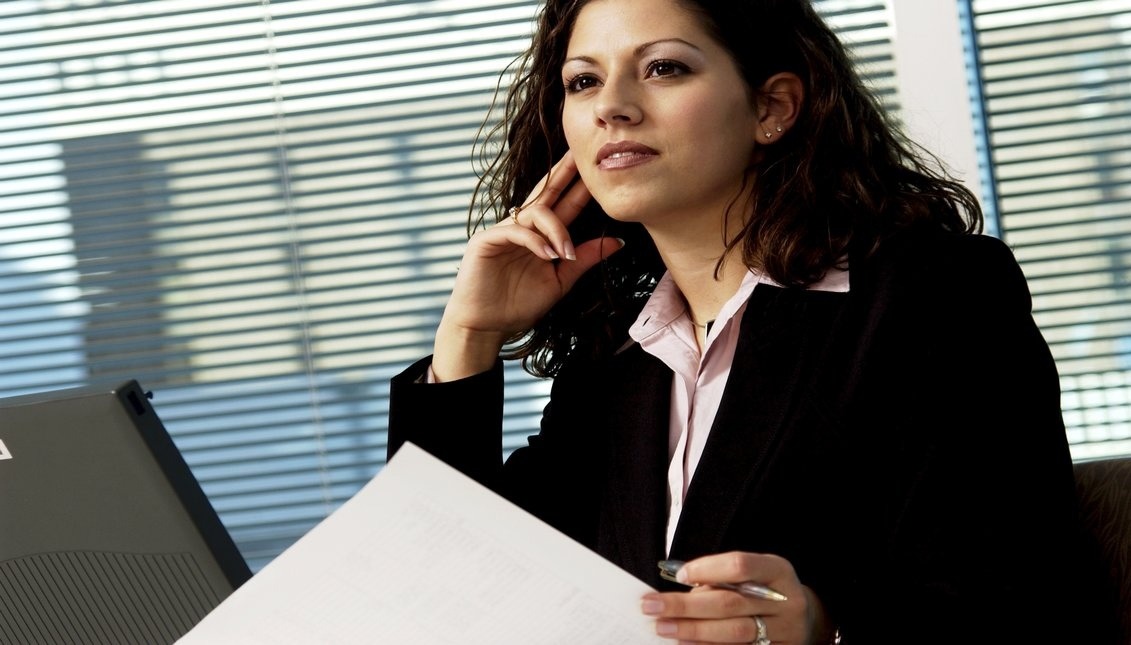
left=653, top=615, right=759, bottom=644
left=680, top=552, right=792, bottom=587
left=505, top=155, right=566, bottom=227
left=551, top=171, right=592, bottom=227
left=520, top=175, right=591, bottom=259
left=512, top=152, right=590, bottom=259
left=642, top=589, right=762, bottom=620
left=523, top=150, right=579, bottom=212
left=553, top=236, right=624, bottom=289
left=473, top=221, right=563, bottom=263
left=523, top=205, right=571, bottom=258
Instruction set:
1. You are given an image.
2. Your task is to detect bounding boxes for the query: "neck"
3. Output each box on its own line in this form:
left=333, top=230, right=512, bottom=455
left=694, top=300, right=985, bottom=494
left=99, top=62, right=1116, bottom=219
left=640, top=187, right=754, bottom=325
left=650, top=229, right=749, bottom=328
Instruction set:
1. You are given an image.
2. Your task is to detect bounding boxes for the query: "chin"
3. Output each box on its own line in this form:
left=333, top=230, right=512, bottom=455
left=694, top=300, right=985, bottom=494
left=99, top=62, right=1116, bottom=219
left=596, top=204, right=645, bottom=223
left=590, top=192, right=651, bottom=223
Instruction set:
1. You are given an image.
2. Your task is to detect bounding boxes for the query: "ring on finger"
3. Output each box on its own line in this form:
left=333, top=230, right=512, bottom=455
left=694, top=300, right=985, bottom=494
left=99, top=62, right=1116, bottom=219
left=753, top=616, right=770, bottom=645
left=509, top=206, right=522, bottom=225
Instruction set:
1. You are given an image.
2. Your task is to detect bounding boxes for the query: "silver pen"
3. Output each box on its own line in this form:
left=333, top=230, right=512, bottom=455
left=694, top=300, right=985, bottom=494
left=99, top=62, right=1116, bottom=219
left=658, top=560, right=789, bottom=602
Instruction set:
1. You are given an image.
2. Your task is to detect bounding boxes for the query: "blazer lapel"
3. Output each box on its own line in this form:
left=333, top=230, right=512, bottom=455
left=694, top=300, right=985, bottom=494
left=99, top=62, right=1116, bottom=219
left=670, top=286, right=847, bottom=559
left=595, top=344, right=673, bottom=588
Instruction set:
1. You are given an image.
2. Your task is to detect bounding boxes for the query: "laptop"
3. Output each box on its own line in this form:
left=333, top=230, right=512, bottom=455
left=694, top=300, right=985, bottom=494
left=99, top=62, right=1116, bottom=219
left=0, top=380, right=251, bottom=645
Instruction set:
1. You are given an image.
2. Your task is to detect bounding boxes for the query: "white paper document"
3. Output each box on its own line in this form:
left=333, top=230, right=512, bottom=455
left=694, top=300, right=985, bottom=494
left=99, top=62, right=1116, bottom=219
left=178, top=442, right=666, bottom=644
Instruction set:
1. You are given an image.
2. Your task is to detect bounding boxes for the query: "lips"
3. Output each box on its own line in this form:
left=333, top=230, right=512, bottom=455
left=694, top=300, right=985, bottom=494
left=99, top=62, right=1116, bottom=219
left=596, top=141, right=659, bottom=169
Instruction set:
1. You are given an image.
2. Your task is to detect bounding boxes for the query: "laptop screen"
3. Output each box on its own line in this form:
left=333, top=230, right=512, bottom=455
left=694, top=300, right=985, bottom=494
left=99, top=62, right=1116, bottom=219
left=0, top=379, right=251, bottom=645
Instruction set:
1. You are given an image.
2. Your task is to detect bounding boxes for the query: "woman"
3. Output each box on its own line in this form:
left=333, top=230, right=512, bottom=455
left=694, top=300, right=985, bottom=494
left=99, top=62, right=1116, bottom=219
left=389, top=0, right=1106, bottom=642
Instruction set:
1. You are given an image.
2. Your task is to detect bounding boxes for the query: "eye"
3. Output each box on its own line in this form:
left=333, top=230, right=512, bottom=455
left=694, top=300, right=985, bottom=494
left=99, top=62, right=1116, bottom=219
left=564, top=73, right=600, bottom=93
left=645, top=59, right=689, bottom=79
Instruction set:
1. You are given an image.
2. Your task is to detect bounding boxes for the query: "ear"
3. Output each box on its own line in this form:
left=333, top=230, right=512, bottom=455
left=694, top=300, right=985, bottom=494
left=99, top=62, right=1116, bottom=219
left=755, top=72, right=804, bottom=144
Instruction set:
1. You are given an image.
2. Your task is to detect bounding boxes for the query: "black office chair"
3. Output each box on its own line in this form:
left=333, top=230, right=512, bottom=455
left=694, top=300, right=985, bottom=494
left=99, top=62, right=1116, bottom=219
left=1074, top=456, right=1131, bottom=644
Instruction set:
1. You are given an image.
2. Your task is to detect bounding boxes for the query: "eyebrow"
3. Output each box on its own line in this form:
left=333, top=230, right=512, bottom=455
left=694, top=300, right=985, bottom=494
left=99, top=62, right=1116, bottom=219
left=562, top=38, right=703, bottom=66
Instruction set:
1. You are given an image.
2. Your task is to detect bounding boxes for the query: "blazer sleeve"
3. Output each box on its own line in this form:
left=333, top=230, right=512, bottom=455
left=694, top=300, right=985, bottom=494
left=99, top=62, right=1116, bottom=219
left=387, top=356, right=506, bottom=487
left=386, top=355, right=608, bottom=547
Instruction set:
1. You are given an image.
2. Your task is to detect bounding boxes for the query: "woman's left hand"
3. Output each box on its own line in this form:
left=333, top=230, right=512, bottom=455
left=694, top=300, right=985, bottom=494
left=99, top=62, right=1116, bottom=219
left=641, top=551, right=829, bottom=644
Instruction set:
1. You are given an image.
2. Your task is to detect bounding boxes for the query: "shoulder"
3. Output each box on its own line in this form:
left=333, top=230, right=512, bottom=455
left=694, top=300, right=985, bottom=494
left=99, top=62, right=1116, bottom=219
left=858, top=229, right=1025, bottom=293
left=845, top=230, right=1039, bottom=339
left=871, top=229, right=1015, bottom=270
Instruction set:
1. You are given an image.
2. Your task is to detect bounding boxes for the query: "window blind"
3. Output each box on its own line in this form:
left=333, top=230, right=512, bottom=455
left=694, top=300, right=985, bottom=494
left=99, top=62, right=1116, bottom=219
left=970, top=0, right=1131, bottom=460
left=0, top=0, right=898, bottom=571
left=0, top=0, right=546, bottom=572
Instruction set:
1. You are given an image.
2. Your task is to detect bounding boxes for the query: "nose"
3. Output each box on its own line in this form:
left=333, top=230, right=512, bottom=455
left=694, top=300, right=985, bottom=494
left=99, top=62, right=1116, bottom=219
left=593, top=76, right=643, bottom=126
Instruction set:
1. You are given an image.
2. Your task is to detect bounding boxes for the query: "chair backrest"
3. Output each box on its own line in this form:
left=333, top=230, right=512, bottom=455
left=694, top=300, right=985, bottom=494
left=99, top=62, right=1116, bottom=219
left=1074, top=457, right=1131, bottom=644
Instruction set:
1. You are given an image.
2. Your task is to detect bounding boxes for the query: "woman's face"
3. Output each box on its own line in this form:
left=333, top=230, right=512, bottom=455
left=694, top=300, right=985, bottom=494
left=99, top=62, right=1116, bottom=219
left=560, top=0, right=761, bottom=230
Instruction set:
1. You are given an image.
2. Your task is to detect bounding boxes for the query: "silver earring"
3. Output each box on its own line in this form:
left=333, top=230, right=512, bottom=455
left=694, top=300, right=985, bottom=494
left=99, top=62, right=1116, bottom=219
left=776, top=125, right=783, bottom=133
left=764, top=131, right=772, bottom=139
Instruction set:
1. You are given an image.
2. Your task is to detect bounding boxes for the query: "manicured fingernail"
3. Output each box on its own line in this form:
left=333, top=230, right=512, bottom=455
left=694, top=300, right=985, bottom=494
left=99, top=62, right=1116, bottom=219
left=563, top=240, right=576, bottom=261
left=675, top=567, right=689, bottom=584
left=544, top=244, right=559, bottom=260
left=641, top=599, right=664, bottom=615
left=656, top=621, right=677, bottom=635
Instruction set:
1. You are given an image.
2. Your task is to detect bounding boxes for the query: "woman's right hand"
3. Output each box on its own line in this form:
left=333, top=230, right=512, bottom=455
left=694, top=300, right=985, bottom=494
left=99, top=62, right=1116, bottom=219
left=431, top=151, right=623, bottom=381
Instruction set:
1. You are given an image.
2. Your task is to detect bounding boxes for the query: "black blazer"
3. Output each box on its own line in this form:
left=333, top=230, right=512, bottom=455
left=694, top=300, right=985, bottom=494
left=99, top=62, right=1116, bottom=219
left=389, top=231, right=1110, bottom=643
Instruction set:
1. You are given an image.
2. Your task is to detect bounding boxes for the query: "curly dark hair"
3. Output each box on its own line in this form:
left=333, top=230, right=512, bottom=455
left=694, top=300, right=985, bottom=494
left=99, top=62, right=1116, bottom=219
left=469, top=0, right=983, bottom=378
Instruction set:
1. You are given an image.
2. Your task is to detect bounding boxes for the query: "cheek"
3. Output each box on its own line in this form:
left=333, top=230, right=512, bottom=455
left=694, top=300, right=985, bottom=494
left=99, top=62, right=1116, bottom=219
left=685, top=96, right=759, bottom=160
left=559, top=107, right=598, bottom=189
left=561, top=103, right=585, bottom=149
left=679, top=93, right=757, bottom=139
left=668, top=93, right=712, bottom=123
left=574, top=166, right=600, bottom=208
left=667, top=101, right=750, bottom=163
